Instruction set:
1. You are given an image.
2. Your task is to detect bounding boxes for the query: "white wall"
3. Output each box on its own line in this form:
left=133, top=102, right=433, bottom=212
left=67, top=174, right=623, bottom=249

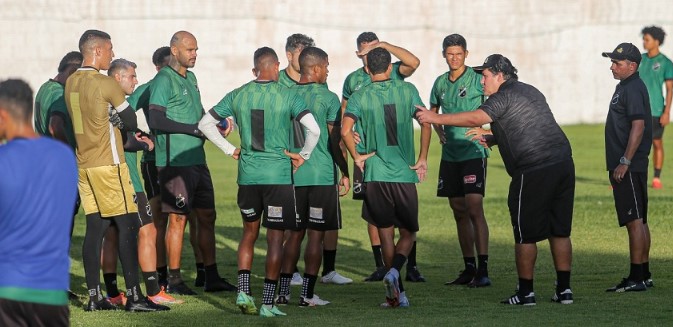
left=2, top=0, right=672, bottom=124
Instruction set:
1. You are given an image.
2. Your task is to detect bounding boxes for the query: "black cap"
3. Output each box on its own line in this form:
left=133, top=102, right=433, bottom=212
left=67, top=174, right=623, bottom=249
left=602, top=43, right=641, bottom=64
left=473, top=54, right=517, bottom=76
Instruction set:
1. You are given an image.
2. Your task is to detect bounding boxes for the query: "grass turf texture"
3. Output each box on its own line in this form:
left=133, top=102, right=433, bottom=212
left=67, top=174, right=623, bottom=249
left=68, top=124, right=673, bottom=326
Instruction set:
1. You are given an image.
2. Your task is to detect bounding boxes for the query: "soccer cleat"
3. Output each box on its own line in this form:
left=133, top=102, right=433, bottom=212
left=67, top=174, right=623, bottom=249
left=501, top=292, right=536, bottom=306
left=645, top=278, right=654, bottom=288
left=167, top=281, right=198, bottom=295
left=383, top=269, right=401, bottom=308
left=321, top=271, right=353, bottom=285
left=84, top=298, right=118, bottom=311
left=551, top=289, right=574, bottom=304
left=236, top=292, right=258, bottom=315
left=468, top=276, right=492, bottom=288
left=275, top=294, right=290, bottom=305
left=108, top=292, right=127, bottom=306
left=299, top=294, right=330, bottom=307
left=149, top=287, right=185, bottom=304
left=605, top=278, right=647, bottom=292
left=290, top=272, right=304, bottom=286
left=204, top=278, right=237, bottom=292
left=445, top=270, right=475, bottom=285
left=259, top=304, right=287, bottom=317
left=125, top=296, right=170, bottom=312
left=405, top=266, right=426, bottom=282
left=380, top=291, right=409, bottom=308
left=652, top=178, right=663, bottom=189
left=364, top=267, right=387, bottom=282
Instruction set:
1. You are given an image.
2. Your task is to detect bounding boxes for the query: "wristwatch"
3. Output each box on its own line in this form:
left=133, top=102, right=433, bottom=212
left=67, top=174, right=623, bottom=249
left=619, top=156, right=631, bottom=166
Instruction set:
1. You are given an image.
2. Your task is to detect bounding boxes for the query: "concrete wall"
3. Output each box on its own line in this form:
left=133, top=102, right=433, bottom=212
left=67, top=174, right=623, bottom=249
left=2, top=0, right=672, bottom=124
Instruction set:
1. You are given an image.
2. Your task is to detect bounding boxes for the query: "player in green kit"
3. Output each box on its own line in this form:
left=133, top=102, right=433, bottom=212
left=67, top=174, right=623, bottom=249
left=341, top=32, right=424, bottom=282
left=430, top=34, right=491, bottom=288
left=198, top=47, right=321, bottom=317
left=342, top=47, right=431, bottom=307
left=278, top=33, right=314, bottom=88
left=639, top=26, right=673, bottom=189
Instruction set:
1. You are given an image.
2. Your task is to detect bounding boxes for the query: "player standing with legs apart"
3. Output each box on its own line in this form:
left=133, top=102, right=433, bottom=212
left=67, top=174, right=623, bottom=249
left=198, top=47, right=321, bottom=317
left=275, top=47, right=350, bottom=306
left=430, top=34, right=491, bottom=288
left=342, top=48, right=431, bottom=308
left=65, top=30, right=166, bottom=312
left=417, top=54, right=575, bottom=306
left=602, top=43, right=654, bottom=292
left=341, top=32, right=425, bottom=282
left=0, top=79, right=77, bottom=326
left=148, top=31, right=236, bottom=295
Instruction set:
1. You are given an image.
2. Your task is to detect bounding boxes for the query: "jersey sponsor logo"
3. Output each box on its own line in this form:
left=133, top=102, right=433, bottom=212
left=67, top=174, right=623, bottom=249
left=309, top=207, right=324, bottom=219
left=268, top=206, right=283, bottom=218
left=458, top=86, right=467, bottom=98
left=176, top=194, right=186, bottom=208
left=653, top=62, right=661, bottom=71
left=611, top=93, right=620, bottom=105
left=437, top=177, right=444, bottom=190
left=241, top=208, right=256, bottom=218
left=463, top=175, right=477, bottom=184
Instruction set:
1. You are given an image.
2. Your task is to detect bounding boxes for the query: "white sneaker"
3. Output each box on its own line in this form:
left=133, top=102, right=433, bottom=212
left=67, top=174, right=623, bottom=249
left=321, top=271, right=353, bottom=285
left=299, top=294, right=330, bottom=307
left=291, top=272, right=303, bottom=286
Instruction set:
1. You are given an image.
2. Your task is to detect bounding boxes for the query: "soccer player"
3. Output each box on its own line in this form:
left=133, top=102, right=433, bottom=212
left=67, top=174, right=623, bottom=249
left=416, top=54, right=575, bottom=306
left=341, top=32, right=425, bottom=282
left=275, top=47, right=350, bottom=306
left=148, top=31, right=235, bottom=295
left=0, top=79, right=77, bottom=327
left=639, top=26, right=673, bottom=189
left=430, top=34, right=491, bottom=287
left=342, top=47, right=431, bottom=308
left=278, top=33, right=314, bottom=88
left=64, top=29, right=165, bottom=312
left=602, top=43, right=653, bottom=292
left=198, top=46, right=321, bottom=317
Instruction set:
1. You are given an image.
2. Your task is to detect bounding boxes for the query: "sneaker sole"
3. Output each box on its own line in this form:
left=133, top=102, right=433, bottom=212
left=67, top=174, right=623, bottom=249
left=383, top=276, right=399, bottom=307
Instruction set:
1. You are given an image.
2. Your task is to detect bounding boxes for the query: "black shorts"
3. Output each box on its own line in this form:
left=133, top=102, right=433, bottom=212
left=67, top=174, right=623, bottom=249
left=352, top=166, right=365, bottom=200
left=363, top=182, right=419, bottom=232
left=237, top=184, right=297, bottom=230
left=0, top=298, right=68, bottom=327
left=133, top=192, right=153, bottom=226
left=437, top=158, right=487, bottom=198
left=508, top=159, right=575, bottom=244
left=653, top=116, right=665, bottom=139
left=609, top=171, right=648, bottom=226
left=294, top=185, right=342, bottom=231
left=141, top=161, right=161, bottom=199
left=158, top=165, right=215, bottom=214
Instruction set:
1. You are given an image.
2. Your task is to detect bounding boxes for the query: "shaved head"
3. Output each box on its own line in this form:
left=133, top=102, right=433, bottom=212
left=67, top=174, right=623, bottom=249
left=170, top=31, right=198, bottom=70
left=253, top=47, right=279, bottom=70
left=170, top=31, right=196, bottom=47
left=78, top=29, right=111, bottom=53
left=299, top=47, right=328, bottom=75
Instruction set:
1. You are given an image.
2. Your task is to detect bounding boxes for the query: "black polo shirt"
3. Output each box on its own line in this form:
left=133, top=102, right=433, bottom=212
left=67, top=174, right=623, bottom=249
left=605, top=72, right=652, bottom=173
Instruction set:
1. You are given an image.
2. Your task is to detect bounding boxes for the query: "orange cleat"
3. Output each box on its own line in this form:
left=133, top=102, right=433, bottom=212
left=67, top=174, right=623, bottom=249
left=652, top=178, right=663, bottom=189
left=149, top=287, right=185, bottom=304
left=108, top=292, right=127, bottom=306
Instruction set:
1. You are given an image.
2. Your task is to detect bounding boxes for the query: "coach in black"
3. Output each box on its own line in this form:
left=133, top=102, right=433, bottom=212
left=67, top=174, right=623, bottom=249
left=416, top=54, right=575, bottom=306
left=602, top=42, right=653, bottom=293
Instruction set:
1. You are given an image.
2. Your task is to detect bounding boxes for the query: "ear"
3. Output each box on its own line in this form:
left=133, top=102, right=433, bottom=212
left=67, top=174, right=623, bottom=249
left=286, top=51, right=293, bottom=62
left=364, top=65, right=371, bottom=75
left=170, top=45, right=178, bottom=57
left=464, top=49, right=469, bottom=58
left=252, top=68, right=258, bottom=78
left=274, top=61, right=280, bottom=71
left=386, top=63, right=393, bottom=74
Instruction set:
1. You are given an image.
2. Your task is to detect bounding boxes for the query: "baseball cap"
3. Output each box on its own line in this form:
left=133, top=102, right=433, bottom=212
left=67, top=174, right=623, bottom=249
left=473, top=54, right=517, bottom=76
left=602, top=43, right=641, bottom=64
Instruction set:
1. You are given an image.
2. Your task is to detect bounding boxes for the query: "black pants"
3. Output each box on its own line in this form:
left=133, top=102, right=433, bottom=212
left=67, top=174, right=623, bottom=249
left=0, top=298, right=68, bottom=327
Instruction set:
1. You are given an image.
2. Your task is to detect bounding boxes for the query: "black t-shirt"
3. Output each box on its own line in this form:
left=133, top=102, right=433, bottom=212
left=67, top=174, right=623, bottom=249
left=481, top=79, right=572, bottom=176
left=605, top=72, right=652, bottom=172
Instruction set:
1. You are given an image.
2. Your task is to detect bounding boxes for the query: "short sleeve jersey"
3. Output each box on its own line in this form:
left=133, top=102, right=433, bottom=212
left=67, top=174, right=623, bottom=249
left=345, top=79, right=424, bottom=183
left=480, top=79, right=572, bottom=176
left=639, top=53, right=673, bottom=116
left=211, top=81, right=309, bottom=185
left=430, top=67, right=489, bottom=162
left=64, top=68, right=128, bottom=169
left=149, top=67, right=205, bottom=167
left=278, top=69, right=300, bottom=88
left=34, top=80, right=77, bottom=149
left=290, top=83, right=341, bottom=186
left=127, top=80, right=155, bottom=162
left=605, top=72, right=653, bottom=172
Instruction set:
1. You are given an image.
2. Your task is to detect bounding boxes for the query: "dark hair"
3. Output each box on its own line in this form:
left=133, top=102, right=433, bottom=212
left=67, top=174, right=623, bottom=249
left=484, top=54, right=518, bottom=80
left=299, top=47, right=328, bottom=74
left=442, top=34, right=467, bottom=52
left=285, top=34, right=315, bottom=52
left=107, top=59, right=137, bottom=77
left=356, top=32, right=378, bottom=47
left=57, top=51, right=83, bottom=73
left=78, top=29, right=111, bottom=52
left=366, top=47, right=391, bottom=75
left=0, top=79, right=33, bottom=122
left=152, top=46, right=171, bottom=67
left=253, top=47, right=278, bottom=68
left=642, top=25, right=666, bottom=46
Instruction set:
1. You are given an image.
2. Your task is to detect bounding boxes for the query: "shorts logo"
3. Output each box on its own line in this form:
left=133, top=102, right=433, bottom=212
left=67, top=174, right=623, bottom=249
left=653, top=62, right=661, bottom=71
left=437, top=178, right=444, bottom=190
left=268, top=206, right=283, bottom=218
left=241, top=208, right=256, bottom=218
left=145, top=204, right=152, bottom=217
left=176, top=194, right=186, bottom=208
left=353, top=183, right=363, bottom=194
left=310, top=207, right=324, bottom=219
left=133, top=193, right=138, bottom=204
left=458, top=86, right=467, bottom=98
left=611, top=93, right=620, bottom=105
left=464, top=175, right=477, bottom=184
left=476, top=182, right=483, bottom=188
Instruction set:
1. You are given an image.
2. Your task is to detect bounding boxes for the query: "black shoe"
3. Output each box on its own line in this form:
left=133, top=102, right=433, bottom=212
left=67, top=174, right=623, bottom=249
left=275, top=294, right=289, bottom=305
left=405, top=266, right=426, bottom=282
left=467, top=276, right=492, bottom=288
left=364, top=267, right=387, bottom=282
left=445, top=270, right=475, bottom=285
left=125, top=296, right=171, bottom=312
left=501, top=292, right=536, bottom=306
left=158, top=278, right=168, bottom=290
left=204, top=278, right=237, bottom=292
left=167, top=281, right=198, bottom=295
left=194, top=272, right=205, bottom=288
left=84, top=298, right=118, bottom=311
left=644, top=278, right=654, bottom=288
left=551, top=289, right=573, bottom=304
left=605, top=278, right=646, bottom=292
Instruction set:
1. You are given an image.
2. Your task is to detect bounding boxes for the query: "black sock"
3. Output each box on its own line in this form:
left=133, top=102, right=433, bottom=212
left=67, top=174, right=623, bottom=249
left=322, top=250, right=337, bottom=276
left=157, top=265, right=168, bottom=283
left=168, top=268, right=183, bottom=285
left=262, top=279, right=277, bottom=305
left=477, top=255, right=489, bottom=277
left=103, top=273, right=120, bottom=298
left=238, top=270, right=251, bottom=296
left=196, top=262, right=206, bottom=279
left=143, top=271, right=161, bottom=296
left=372, top=245, right=384, bottom=268
left=643, top=262, right=651, bottom=279
left=408, top=242, right=417, bottom=267
left=82, top=213, right=111, bottom=302
left=392, top=253, right=407, bottom=272
left=204, top=263, right=221, bottom=283
left=126, top=284, right=144, bottom=302
left=278, top=273, right=293, bottom=297
left=655, top=169, right=662, bottom=178
left=518, top=278, right=534, bottom=295
left=629, top=263, right=644, bottom=282
left=464, top=257, right=476, bottom=274
left=556, top=271, right=571, bottom=292
left=302, top=273, right=318, bottom=299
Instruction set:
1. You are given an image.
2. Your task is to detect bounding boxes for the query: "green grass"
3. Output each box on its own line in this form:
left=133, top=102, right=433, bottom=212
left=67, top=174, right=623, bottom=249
left=68, top=124, right=673, bottom=326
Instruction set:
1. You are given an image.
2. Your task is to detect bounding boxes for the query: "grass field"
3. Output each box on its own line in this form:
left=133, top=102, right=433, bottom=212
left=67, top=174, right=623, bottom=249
left=67, top=124, right=673, bottom=326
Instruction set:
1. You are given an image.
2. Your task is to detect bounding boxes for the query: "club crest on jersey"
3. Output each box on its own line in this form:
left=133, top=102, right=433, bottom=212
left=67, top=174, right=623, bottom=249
left=176, top=194, right=186, bottom=208
left=268, top=206, right=283, bottom=218
left=653, top=62, right=661, bottom=71
left=440, top=92, right=446, bottom=100
left=464, top=175, right=477, bottom=184
left=458, top=86, right=467, bottom=98
left=182, top=88, right=188, bottom=96
left=611, top=93, right=620, bottom=105
left=354, top=84, right=363, bottom=92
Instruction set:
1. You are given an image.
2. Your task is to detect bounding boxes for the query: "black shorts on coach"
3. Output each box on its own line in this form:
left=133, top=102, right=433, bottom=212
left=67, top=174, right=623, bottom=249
left=158, top=164, right=215, bottom=214
left=609, top=171, right=648, bottom=226
left=437, top=158, right=487, bottom=198
left=237, top=184, right=297, bottom=230
left=363, top=181, right=419, bottom=232
left=294, top=185, right=341, bottom=231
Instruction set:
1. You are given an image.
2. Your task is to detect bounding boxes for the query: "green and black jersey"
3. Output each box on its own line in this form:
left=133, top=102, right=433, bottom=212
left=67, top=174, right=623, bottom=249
left=278, top=69, right=300, bottom=88
left=127, top=80, right=155, bottom=163
left=34, top=79, right=76, bottom=149
left=639, top=52, right=673, bottom=117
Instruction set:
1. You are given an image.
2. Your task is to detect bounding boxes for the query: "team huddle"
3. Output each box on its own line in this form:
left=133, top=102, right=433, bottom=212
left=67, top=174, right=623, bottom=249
left=0, top=24, right=670, bottom=325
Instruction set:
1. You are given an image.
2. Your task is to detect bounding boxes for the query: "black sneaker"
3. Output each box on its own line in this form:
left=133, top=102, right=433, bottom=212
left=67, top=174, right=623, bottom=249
left=364, top=267, right=387, bottom=282
left=405, top=266, right=426, bottom=282
left=445, top=270, right=475, bottom=285
left=501, top=292, right=536, bottom=306
left=644, top=278, right=654, bottom=288
left=194, top=271, right=205, bottom=287
left=84, top=298, right=118, bottom=311
left=204, top=278, right=237, bottom=292
left=467, top=276, right=492, bottom=288
left=551, top=289, right=573, bottom=304
left=275, top=294, right=289, bottom=305
left=167, top=281, right=198, bottom=295
left=605, top=278, right=647, bottom=292
left=125, top=296, right=171, bottom=312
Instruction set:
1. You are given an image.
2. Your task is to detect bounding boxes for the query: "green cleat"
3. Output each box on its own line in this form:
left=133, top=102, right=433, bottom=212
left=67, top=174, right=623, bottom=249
left=259, top=304, right=287, bottom=317
left=236, top=292, right=258, bottom=315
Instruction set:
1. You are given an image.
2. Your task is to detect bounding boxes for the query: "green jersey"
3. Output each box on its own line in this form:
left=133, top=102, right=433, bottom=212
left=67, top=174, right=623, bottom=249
left=345, top=79, right=424, bottom=183
left=212, top=81, right=309, bottom=185
left=278, top=69, right=300, bottom=88
left=149, top=67, right=205, bottom=167
left=430, top=67, right=489, bottom=162
left=124, top=151, right=143, bottom=193
left=639, top=53, right=673, bottom=117
left=291, top=83, right=341, bottom=186
left=127, top=81, right=155, bottom=163
left=34, top=80, right=76, bottom=149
